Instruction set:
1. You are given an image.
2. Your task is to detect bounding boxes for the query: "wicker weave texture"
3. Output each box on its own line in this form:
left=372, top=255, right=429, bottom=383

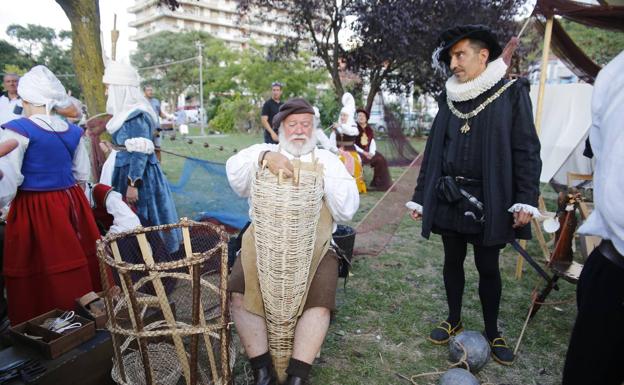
left=251, top=165, right=324, bottom=383
left=97, top=220, right=232, bottom=385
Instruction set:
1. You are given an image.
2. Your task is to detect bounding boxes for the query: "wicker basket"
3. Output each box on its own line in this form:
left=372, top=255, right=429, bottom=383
left=97, top=219, right=232, bottom=385
left=251, top=161, right=324, bottom=383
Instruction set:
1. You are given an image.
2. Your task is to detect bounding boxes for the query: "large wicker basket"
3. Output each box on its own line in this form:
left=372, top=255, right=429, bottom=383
left=96, top=219, right=232, bottom=385
left=251, top=161, right=324, bottom=383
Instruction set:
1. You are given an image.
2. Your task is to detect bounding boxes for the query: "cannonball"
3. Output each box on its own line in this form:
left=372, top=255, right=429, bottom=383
left=448, top=331, right=490, bottom=373
left=439, top=368, right=479, bottom=385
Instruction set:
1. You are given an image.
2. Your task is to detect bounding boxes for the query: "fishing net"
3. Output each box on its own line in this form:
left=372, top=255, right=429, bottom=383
left=165, top=152, right=250, bottom=231
left=379, top=105, right=420, bottom=166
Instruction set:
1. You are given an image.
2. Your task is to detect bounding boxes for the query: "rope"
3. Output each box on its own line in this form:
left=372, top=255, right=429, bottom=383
left=138, top=56, right=198, bottom=71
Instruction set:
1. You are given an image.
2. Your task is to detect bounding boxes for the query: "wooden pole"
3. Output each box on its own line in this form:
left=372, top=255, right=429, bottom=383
left=535, top=16, right=554, bottom=135
left=111, top=14, right=119, bottom=61
left=515, top=16, right=554, bottom=280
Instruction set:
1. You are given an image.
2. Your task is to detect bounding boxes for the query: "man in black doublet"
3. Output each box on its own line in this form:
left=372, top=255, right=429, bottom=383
left=408, top=25, right=542, bottom=365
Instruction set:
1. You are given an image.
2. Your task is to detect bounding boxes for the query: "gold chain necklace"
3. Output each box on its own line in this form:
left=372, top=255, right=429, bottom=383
left=447, top=79, right=516, bottom=134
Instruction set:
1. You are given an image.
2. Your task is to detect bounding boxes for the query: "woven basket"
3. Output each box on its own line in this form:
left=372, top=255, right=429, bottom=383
left=251, top=161, right=324, bottom=383
left=97, top=220, right=232, bottom=385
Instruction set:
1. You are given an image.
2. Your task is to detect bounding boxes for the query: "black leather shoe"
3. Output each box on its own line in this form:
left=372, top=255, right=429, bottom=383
left=253, top=365, right=276, bottom=385
left=485, top=332, right=515, bottom=366
left=428, top=319, right=463, bottom=345
left=286, top=375, right=307, bottom=385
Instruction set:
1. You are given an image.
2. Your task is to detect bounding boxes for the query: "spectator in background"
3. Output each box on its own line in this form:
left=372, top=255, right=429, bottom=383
left=144, top=85, right=169, bottom=162
left=0, top=74, right=23, bottom=125
left=261, top=81, right=283, bottom=144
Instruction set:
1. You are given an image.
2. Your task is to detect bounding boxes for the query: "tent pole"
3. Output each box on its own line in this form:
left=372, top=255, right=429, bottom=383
left=515, top=15, right=554, bottom=280
left=535, top=16, right=554, bottom=135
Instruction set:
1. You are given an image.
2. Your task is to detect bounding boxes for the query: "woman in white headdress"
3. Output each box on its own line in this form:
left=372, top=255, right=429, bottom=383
left=329, top=93, right=367, bottom=193
left=0, top=65, right=103, bottom=325
left=102, top=61, right=181, bottom=252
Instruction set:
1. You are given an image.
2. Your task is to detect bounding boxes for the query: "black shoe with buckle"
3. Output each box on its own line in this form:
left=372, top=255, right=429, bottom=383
left=486, top=333, right=514, bottom=366
left=428, top=319, right=463, bottom=345
left=252, top=365, right=276, bottom=385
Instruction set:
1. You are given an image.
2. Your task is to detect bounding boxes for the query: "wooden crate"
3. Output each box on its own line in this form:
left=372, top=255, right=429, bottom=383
left=10, top=309, right=96, bottom=359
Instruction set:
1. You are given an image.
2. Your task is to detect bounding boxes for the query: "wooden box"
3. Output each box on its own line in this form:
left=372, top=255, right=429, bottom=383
left=10, top=309, right=96, bottom=359
left=75, top=291, right=108, bottom=329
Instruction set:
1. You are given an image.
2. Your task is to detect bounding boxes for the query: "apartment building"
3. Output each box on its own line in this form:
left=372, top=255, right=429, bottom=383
left=128, top=0, right=294, bottom=49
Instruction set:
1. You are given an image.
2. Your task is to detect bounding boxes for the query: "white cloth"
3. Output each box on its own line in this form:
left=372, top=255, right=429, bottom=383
left=103, top=61, right=141, bottom=87
left=105, top=84, right=158, bottom=134
left=124, top=137, right=155, bottom=154
left=0, top=94, right=22, bottom=125
left=577, top=51, right=624, bottom=255
left=315, top=129, right=338, bottom=153
left=445, top=58, right=508, bottom=102
left=0, top=156, right=18, bottom=208
left=99, top=150, right=117, bottom=186
left=226, top=144, right=359, bottom=231
left=84, top=183, right=141, bottom=234
left=355, top=138, right=377, bottom=156
left=0, top=114, right=90, bottom=207
left=530, top=83, right=594, bottom=183
left=17, top=65, right=71, bottom=115
left=338, top=93, right=358, bottom=136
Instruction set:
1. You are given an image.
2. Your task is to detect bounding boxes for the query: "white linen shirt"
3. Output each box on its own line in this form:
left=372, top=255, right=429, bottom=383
left=226, top=144, right=359, bottom=231
left=577, top=51, right=624, bottom=255
left=0, top=94, right=22, bottom=125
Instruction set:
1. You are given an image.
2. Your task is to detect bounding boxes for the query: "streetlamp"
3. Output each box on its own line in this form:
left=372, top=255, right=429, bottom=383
left=195, top=40, right=205, bottom=136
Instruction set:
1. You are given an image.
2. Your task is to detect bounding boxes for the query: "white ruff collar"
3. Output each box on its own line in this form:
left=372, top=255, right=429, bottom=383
left=445, top=58, right=508, bottom=102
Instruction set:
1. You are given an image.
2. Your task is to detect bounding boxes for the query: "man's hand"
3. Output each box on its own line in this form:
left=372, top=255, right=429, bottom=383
left=99, top=140, right=113, bottom=156
left=270, top=131, right=279, bottom=143
left=410, top=210, right=422, bottom=221
left=261, top=151, right=294, bottom=178
left=363, top=151, right=373, bottom=160
left=512, top=210, right=533, bottom=228
left=126, top=186, right=139, bottom=205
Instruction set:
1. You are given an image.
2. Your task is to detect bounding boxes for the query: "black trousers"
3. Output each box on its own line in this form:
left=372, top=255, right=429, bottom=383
left=562, top=247, right=624, bottom=385
left=442, top=235, right=502, bottom=339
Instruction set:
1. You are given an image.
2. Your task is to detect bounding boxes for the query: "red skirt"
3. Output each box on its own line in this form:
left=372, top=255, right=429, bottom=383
left=3, top=185, right=103, bottom=325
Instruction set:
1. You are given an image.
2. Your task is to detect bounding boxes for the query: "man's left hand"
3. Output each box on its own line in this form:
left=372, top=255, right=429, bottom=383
left=512, top=210, right=533, bottom=228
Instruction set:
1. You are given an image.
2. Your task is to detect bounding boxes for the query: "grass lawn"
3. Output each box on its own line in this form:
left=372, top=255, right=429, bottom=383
left=163, top=131, right=577, bottom=385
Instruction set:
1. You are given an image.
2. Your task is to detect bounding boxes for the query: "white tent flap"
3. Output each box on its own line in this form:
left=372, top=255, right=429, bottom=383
left=530, top=83, right=594, bottom=183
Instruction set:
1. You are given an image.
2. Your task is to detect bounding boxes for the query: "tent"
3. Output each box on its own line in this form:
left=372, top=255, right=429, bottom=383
left=530, top=83, right=595, bottom=184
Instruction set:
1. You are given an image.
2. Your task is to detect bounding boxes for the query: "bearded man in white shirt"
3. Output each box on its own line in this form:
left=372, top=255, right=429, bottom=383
left=226, top=98, right=359, bottom=385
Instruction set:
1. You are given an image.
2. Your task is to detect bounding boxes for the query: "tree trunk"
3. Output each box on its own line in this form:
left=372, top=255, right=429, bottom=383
left=56, top=0, right=106, bottom=116
left=366, top=70, right=383, bottom=112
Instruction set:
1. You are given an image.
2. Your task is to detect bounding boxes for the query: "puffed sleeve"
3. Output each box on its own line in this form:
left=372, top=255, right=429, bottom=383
left=319, top=150, right=359, bottom=222
left=226, top=143, right=276, bottom=198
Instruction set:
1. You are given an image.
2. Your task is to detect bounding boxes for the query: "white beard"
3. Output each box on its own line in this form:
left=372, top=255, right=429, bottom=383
left=279, top=130, right=318, bottom=157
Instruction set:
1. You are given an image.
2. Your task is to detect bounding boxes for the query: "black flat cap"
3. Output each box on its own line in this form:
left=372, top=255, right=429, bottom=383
left=436, top=24, right=502, bottom=67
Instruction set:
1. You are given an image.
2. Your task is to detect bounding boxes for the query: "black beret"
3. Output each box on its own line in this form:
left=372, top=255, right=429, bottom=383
left=272, top=98, right=315, bottom=130
left=436, top=24, right=502, bottom=67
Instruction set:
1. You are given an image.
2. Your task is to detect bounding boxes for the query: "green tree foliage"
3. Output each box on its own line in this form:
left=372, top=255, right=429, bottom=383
left=560, top=19, right=624, bottom=67
left=132, top=31, right=327, bottom=132
left=4, top=24, right=81, bottom=97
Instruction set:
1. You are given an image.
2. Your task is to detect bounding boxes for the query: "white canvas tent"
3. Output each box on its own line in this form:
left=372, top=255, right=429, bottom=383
left=530, top=83, right=595, bottom=184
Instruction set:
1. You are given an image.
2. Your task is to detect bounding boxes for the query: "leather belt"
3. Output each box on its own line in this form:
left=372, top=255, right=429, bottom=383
left=454, top=176, right=481, bottom=186
left=598, top=240, right=624, bottom=270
